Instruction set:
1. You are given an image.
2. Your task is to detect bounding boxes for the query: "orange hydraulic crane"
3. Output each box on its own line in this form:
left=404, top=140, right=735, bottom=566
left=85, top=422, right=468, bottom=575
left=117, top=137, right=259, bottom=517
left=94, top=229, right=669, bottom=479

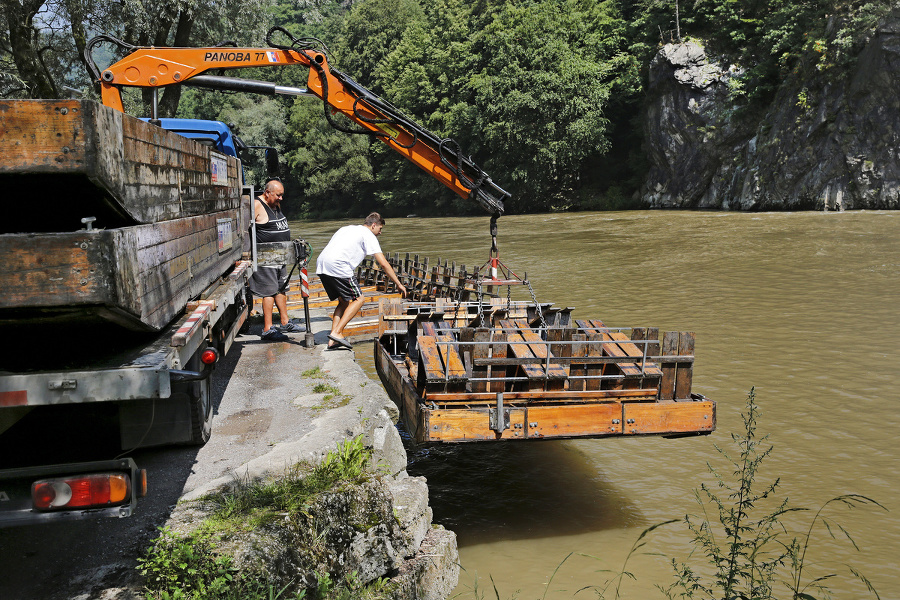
left=85, top=27, right=508, bottom=217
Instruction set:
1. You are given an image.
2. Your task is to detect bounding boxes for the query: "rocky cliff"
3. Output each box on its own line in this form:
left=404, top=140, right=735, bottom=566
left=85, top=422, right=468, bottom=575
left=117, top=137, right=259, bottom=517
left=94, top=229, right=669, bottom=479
left=642, top=10, right=900, bottom=210
left=153, top=375, right=459, bottom=600
left=166, top=468, right=458, bottom=599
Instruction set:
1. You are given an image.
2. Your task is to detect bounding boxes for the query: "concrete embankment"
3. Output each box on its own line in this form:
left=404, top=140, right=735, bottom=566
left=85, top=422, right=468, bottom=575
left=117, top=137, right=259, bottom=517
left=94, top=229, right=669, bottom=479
left=101, top=306, right=458, bottom=599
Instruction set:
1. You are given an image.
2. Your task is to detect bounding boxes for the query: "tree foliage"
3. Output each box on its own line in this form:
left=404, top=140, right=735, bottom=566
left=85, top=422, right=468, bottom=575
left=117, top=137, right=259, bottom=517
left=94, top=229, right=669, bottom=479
left=280, top=0, right=639, bottom=216
left=1, top=0, right=274, bottom=110
left=284, top=98, right=375, bottom=218
left=467, top=0, right=638, bottom=210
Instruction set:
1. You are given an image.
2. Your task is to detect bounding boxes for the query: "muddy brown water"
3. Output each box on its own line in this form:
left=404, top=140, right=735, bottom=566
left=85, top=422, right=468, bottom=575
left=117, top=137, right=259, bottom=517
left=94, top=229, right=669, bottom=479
left=293, top=211, right=899, bottom=599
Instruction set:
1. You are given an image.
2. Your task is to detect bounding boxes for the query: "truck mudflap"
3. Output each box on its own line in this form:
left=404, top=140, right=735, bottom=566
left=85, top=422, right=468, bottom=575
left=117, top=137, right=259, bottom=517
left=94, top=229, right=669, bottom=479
left=0, top=458, right=146, bottom=526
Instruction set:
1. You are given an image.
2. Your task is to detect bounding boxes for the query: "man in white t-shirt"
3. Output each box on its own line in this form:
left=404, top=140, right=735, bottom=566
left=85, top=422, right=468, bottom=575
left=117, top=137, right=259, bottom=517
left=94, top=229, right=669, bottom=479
left=316, top=212, right=407, bottom=349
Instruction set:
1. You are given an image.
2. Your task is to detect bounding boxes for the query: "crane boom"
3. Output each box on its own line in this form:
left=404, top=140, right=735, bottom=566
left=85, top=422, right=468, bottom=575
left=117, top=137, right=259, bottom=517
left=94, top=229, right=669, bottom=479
left=87, top=30, right=508, bottom=216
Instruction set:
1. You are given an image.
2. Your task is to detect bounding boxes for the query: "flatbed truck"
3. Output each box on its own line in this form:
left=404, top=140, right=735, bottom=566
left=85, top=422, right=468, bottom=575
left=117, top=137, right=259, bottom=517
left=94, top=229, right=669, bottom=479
left=0, top=102, right=263, bottom=525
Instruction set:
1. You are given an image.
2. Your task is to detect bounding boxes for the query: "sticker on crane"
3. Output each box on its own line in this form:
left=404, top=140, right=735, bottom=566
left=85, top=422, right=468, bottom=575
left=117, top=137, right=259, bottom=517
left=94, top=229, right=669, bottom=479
left=210, top=152, right=228, bottom=186
left=0, top=390, right=27, bottom=406
left=266, top=51, right=279, bottom=63
left=375, top=123, right=400, bottom=140
left=217, top=218, right=234, bottom=253
left=204, top=51, right=252, bottom=62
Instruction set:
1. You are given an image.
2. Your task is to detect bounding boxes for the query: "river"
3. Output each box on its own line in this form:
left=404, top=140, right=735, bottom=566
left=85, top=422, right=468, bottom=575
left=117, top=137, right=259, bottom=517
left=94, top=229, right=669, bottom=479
left=292, top=210, right=899, bottom=599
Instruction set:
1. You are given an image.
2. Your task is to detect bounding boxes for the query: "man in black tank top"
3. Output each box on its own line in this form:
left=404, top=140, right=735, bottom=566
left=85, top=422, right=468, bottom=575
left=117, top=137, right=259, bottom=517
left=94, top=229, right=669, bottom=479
left=249, top=180, right=302, bottom=340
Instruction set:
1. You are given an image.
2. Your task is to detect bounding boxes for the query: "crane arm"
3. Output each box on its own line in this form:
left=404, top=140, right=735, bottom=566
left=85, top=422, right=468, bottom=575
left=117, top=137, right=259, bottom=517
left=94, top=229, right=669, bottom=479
left=87, top=30, right=508, bottom=215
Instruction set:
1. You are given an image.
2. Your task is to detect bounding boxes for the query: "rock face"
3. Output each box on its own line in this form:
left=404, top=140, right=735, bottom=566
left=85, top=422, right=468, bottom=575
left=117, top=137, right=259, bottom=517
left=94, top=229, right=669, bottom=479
left=163, top=469, right=457, bottom=599
left=158, top=392, right=459, bottom=600
left=642, top=10, right=900, bottom=210
left=188, top=476, right=458, bottom=598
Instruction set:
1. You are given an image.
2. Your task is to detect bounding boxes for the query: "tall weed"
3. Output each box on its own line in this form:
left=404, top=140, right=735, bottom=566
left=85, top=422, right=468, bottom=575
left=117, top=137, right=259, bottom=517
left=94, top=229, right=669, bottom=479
left=547, top=388, right=886, bottom=600
left=657, top=388, right=885, bottom=600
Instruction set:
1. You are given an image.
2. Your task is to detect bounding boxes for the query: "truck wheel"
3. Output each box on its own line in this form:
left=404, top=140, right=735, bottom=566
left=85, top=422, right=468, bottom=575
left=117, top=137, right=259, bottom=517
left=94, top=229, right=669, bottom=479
left=189, top=378, right=213, bottom=445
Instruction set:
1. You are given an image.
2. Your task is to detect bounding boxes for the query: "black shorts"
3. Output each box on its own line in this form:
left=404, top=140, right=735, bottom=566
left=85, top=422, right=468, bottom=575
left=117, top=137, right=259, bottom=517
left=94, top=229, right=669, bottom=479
left=249, top=265, right=288, bottom=298
left=318, top=273, right=362, bottom=302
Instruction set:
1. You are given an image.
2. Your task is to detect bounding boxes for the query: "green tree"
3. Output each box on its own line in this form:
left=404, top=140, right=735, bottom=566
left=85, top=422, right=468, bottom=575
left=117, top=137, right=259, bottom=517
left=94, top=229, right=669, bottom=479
left=283, top=97, right=375, bottom=218
left=340, top=0, right=424, bottom=90
left=370, top=1, right=474, bottom=216
left=466, top=0, right=639, bottom=210
left=0, top=0, right=112, bottom=98
left=270, top=0, right=349, bottom=41
left=661, top=0, right=896, bottom=105
left=2, top=0, right=55, bottom=98
left=1, top=0, right=274, bottom=114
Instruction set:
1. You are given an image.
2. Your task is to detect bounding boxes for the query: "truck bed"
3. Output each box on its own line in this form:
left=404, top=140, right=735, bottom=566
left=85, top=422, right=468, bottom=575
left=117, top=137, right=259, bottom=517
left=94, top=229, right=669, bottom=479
left=1, top=319, right=174, bottom=374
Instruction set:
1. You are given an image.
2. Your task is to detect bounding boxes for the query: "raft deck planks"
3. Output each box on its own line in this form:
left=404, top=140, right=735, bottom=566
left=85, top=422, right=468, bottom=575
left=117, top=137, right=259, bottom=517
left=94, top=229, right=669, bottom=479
left=374, top=298, right=715, bottom=445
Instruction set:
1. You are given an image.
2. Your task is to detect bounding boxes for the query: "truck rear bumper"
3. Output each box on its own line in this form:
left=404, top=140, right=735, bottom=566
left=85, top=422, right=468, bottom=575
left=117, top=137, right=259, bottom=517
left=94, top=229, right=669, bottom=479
left=0, top=367, right=171, bottom=407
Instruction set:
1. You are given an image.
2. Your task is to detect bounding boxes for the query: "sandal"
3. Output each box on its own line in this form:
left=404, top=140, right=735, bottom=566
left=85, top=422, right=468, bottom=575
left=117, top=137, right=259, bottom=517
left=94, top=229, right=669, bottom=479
left=327, top=334, right=353, bottom=349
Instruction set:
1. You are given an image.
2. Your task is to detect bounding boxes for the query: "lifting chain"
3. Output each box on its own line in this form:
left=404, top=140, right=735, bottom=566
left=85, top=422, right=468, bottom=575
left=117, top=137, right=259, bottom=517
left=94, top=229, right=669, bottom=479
left=526, top=279, right=547, bottom=331
left=476, top=279, right=486, bottom=329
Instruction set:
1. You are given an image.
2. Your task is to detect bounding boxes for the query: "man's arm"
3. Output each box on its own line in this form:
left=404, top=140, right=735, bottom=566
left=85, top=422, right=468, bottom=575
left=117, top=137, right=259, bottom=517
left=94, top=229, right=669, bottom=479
left=373, top=252, right=407, bottom=297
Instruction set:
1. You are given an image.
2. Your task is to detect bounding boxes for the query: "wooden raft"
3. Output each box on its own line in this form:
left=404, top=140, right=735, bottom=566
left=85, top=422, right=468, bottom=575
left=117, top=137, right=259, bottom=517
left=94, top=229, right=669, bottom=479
left=0, top=99, right=244, bottom=231
left=374, top=298, right=714, bottom=445
left=271, top=255, right=533, bottom=339
left=0, top=99, right=251, bottom=331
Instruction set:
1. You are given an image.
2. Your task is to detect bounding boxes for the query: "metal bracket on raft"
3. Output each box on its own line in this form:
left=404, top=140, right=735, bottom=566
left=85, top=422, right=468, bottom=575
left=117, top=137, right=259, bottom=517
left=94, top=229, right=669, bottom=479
left=489, top=392, right=510, bottom=433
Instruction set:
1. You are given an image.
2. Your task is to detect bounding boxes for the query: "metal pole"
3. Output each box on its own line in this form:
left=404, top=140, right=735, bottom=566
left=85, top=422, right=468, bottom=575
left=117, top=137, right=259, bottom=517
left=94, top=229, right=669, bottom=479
left=301, top=267, right=314, bottom=347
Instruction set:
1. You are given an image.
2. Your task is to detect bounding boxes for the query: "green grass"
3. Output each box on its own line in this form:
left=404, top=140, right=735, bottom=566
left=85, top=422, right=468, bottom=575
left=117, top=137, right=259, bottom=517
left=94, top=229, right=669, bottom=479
left=302, top=367, right=326, bottom=379
left=309, top=382, right=351, bottom=411
left=205, top=437, right=370, bottom=528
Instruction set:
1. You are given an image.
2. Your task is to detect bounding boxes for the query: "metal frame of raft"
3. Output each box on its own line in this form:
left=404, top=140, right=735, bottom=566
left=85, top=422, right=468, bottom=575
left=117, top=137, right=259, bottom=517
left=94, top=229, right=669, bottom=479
left=374, top=296, right=715, bottom=445
left=285, top=252, right=714, bottom=445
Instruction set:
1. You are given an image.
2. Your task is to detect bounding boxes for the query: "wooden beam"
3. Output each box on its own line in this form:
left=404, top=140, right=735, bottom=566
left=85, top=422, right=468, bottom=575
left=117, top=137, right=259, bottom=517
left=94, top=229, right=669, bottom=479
left=623, top=399, right=714, bottom=434
left=674, top=331, right=696, bottom=399
left=659, top=331, right=679, bottom=400
left=426, top=407, right=524, bottom=442
left=426, top=389, right=659, bottom=402
left=568, top=333, right=588, bottom=392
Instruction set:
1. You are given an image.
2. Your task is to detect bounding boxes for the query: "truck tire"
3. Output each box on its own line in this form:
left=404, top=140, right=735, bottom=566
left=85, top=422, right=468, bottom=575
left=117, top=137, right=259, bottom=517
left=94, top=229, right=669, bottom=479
left=188, top=378, right=213, bottom=445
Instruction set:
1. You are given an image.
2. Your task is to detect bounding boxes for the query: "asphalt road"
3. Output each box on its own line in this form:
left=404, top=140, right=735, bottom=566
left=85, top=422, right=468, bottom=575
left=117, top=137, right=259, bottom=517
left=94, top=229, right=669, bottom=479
left=0, top=320, right=333, bottom=600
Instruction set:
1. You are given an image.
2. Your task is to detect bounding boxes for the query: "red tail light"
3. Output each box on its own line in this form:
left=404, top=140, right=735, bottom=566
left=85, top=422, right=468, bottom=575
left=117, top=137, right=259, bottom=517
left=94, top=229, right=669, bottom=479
left=32, top=473, right=131, bottom=511
left=200, top=347, right=219, bottom=365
